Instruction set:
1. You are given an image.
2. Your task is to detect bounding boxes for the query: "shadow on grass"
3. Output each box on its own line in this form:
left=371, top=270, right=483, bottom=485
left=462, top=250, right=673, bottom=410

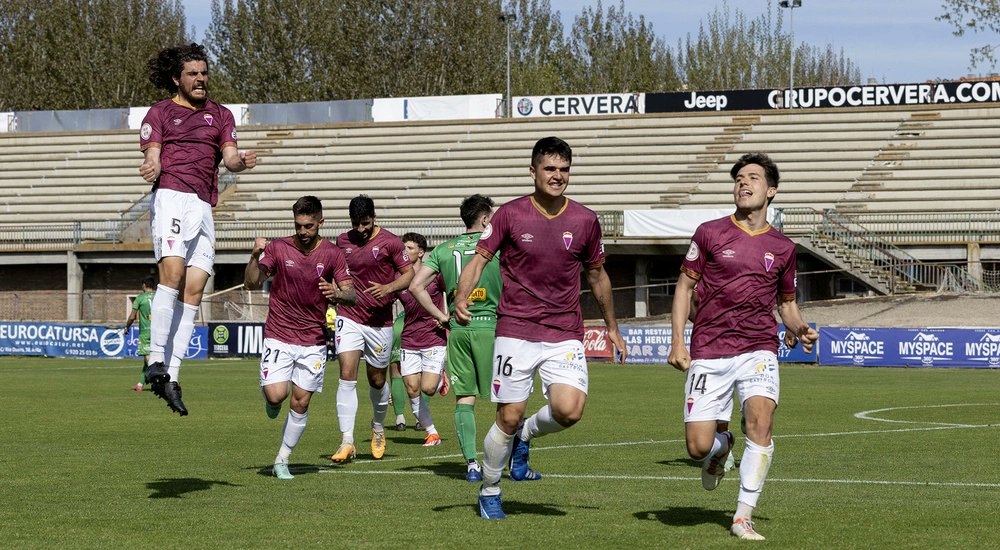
left=634, top=507, right=768, bottom=528
left=386, top=433, right=432, bottom=446
left=434, top=499, right=587, bottom=518
left=398, top=461, right=466, bottom=479
left=147, top=478, right=240, bottom=499
left=656, top=457, right=702, bottom=467
left=249, top=464, right=326, bottom=478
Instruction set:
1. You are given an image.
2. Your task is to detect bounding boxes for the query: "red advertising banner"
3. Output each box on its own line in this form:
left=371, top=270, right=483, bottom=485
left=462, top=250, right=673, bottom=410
left=583, top=326, right=612, bottom=360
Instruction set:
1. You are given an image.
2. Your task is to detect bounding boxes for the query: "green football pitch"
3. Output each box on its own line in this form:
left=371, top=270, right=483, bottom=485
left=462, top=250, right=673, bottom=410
left=0, top=356, right=997, bottom=548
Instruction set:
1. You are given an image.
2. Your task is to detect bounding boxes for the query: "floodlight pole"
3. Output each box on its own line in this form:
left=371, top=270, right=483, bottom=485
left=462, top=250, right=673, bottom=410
left=779, top=0, right=802, bottom=108
left=500, top=12, right=517, bottom=117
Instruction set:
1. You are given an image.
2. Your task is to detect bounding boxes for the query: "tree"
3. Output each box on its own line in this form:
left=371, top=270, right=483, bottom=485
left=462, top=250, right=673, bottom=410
left=937, top=0, right=1000, bottom=71
left=0, top=0, right=188, bottom=111
left=564, top=0, right=679, bottom=93
left=676, top=2, right=859, bottom=91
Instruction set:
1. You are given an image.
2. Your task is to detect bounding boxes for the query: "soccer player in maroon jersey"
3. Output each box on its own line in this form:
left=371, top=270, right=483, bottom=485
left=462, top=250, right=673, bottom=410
left=455, top=136, right=627, bottom=519
left=397, top=232, right=448, bottom=447
left=331, top=195, right=414, bottom=463
left=244, top=196, right=355, bottom=479
left=138, top=43, right=257, bottom=416
left=668, top=153, right=818, bottom=541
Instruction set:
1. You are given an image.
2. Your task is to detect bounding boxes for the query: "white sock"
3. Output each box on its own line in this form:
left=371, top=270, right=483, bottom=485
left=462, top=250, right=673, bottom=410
left=370, top=383, right=390, bottom=432
left=276, top=410, right=307, bottom=463
left=395, top=414, right=405, bottom=425
left=708, top=431, right=730, bottom=460
left=161, top=300, right=183, bottom=372
left=167, top=303, right=198, bottom=381
left=480, top=422, right=515, bottom=496
left=148, top=285, right=178, bottom=364
left=737, top=438, right=774, bottom=514
left=522, top=404, right=565, bottom=441
left=411, top=395, right=434, bottom=433
left=337, top=379, right=358, bottom=444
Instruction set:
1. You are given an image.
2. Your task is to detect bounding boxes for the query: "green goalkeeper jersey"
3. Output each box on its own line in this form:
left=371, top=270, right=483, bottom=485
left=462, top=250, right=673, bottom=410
left=424, top=231, right=500, bottom=330
left=133, top=291, right=154, bottom=341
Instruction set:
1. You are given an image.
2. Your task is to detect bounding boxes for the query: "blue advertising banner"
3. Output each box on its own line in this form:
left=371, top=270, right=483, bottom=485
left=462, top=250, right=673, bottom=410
left=778, top=324, right=818, bottom=363
left=820, top=327, right=1000, bottom=368
left=124, top=325, right=208, bottom=361
left=208, top=322, right=266, bottom=357
left=618, top=324, right=814, bottom=365
left=0, top=322, right=207, bottom=359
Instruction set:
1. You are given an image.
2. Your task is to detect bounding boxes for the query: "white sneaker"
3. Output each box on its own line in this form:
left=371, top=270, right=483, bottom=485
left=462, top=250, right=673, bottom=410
left=702, top=431, right=733, bottom=491
left=731, top=518, right=765, bottom=540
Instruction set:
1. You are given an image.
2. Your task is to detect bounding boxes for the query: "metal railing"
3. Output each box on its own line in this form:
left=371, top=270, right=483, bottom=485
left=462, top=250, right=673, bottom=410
left=778, top=208, right=981, bottom=293
left=776, top=208, right=1000, bottom=244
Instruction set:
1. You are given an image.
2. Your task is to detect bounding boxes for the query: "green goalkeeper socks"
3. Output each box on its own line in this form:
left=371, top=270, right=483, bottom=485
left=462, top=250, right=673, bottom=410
left=390, top=376, right=407, bottom=417
left=455, top=403, right=478, bottom=462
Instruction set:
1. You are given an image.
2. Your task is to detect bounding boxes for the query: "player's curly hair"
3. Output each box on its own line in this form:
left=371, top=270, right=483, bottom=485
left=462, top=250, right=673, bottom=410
left=348, top=194, right=376, bottom=222
left=730, top=152, right=780, bottom=188
left=147, top=43, right=208, bottom=93
left=401, top=232, right=427, bottom=252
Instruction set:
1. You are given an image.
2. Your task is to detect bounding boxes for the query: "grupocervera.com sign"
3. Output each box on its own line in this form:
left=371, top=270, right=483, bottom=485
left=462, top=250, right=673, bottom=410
left=514, top=93, right=644, bottom=118
left=646, top=80, right=1000, bottom=112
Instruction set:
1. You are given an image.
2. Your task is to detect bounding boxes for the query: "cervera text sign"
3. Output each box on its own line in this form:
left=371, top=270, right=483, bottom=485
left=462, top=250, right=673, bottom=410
left=514, top=93, right=644, bottom=118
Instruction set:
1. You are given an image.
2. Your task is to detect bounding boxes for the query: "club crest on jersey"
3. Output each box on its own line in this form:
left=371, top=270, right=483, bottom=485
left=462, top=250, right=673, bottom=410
left=371, top=246, right=380, bottom=259
left=315, top=263, right=325, bottom=278
left=764, top=252, right=775, bottom=271
left=492, top=378, right=502, bottom=396
left=562, top=231, right=573, bottom=250
left=203, top=113, right=214, bottom=126
left=166, top=236, right=176, bottom=250
left=262, top=366, right=269, bottom=379
left=686, top=396, right=695, bottom=414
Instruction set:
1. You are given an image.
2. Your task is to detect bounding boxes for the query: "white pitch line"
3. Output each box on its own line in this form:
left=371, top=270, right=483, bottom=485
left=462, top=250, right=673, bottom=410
left=344, top=422, right=998, bottom=466
left=315, top=469, right=1000, bottom=488
left=854, top=403, right=999, bottom=427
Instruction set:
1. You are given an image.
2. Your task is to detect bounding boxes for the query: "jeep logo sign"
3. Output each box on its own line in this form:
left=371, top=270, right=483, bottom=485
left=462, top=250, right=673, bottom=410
left=683, top=92, right=728, bottom=111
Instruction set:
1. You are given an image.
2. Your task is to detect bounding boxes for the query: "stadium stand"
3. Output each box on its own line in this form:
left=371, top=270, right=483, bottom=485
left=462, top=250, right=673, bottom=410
left=1, top=104, right=998, bottom=236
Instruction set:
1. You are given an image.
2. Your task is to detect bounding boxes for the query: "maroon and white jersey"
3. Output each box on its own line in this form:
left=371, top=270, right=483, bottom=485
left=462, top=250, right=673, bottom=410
left=681, top=215, right=797, bottom=360
left=476, top=195, right=605, bottom=344
left=336, top=227, right=411, bottom=327
left=399, top=274, right=447, bottom=349
left=258, top=237, right=351, bottom=346
left=139, top=97, right=237, bottom=207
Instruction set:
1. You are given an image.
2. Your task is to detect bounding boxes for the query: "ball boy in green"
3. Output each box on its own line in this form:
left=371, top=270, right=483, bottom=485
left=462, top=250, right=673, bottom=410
left=409, top=194, right=500, bottom=482
left=124, top=276, right=156, bottom=391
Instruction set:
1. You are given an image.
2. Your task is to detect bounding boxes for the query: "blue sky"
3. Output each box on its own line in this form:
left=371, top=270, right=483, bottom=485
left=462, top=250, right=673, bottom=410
left=182, top=0, right=998, bottom=85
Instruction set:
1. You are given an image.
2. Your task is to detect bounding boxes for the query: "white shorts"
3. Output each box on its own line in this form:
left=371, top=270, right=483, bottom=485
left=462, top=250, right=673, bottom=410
left=400, top=346, right=447, bottom=377
left=683, top=350, right=780, bottom=423
left=335, top=316, right=393, bottom=369
left=150, top=188, right=215, bottom=275
left=491, top=336, right=588, bottom=404
left=259, top=338, right=327, bottom=393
